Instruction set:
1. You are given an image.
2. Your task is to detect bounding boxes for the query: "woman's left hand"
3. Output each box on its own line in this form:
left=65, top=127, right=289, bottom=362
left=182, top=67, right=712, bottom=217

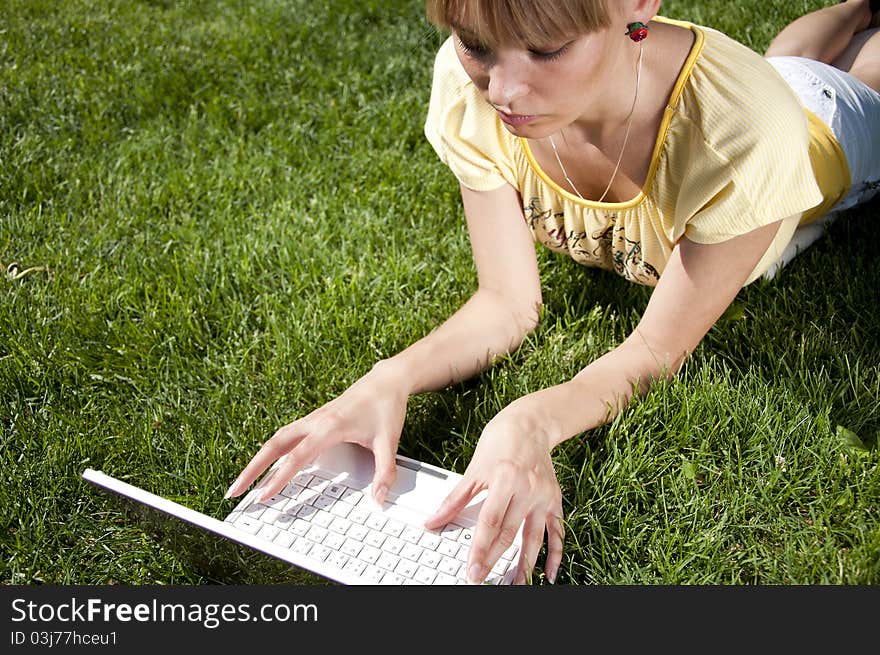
left=423, top=401, right=565, bottom=585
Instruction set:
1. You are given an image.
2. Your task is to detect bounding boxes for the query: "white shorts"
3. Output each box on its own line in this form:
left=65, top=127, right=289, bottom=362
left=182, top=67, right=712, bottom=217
left=760, top=56, right=880, bottom=279
left=767, top=55, right=880, bottom=212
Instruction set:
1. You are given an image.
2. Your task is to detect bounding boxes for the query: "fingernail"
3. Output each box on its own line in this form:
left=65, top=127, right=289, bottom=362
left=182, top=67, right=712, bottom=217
left=224, top=479, right=240, bottom=499
left=468, top=564, right=484, bottom=584
left=373, top=484, right=387, bottom=506
left=547, top=567, right=557, bottom=584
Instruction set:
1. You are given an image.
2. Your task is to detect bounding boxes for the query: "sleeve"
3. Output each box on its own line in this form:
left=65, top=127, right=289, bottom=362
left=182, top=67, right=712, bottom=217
left=674, top=37, right=824, bottom=245
left=424, top=38, right=518, bottom=192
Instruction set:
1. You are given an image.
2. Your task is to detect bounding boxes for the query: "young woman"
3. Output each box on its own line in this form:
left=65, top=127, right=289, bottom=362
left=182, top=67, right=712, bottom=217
left=225, top=1, right=880, bottom=584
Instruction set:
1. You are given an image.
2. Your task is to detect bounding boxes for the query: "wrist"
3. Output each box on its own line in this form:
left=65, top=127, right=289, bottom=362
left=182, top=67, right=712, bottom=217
left=504, top=393, right=567, bottom=451
left=368, top=358, right=417, bottom=397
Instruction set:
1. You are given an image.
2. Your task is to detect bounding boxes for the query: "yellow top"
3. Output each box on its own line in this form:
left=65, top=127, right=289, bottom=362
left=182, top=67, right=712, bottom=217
left=424, top=17, right=850, bottom=285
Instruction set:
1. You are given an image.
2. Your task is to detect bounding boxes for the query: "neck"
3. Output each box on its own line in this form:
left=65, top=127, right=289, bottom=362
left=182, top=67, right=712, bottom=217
left=568, top=41, right=647, bottom=145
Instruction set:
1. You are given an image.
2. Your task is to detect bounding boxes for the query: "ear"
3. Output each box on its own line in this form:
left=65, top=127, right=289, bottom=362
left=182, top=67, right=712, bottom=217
left=631, top=0, right=662, bottom=23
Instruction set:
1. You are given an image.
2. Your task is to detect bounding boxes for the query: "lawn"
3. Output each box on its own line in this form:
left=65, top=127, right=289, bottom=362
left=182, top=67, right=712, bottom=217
left=2, top=0, right=878, bottom=585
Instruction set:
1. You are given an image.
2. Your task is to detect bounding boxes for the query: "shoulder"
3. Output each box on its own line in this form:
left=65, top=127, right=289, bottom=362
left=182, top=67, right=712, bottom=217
left=681, top=23, right=811, bottom=149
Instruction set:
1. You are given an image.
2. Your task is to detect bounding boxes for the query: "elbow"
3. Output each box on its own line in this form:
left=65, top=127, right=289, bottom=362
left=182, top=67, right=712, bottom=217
left=513, top=295, right=543, bottom=338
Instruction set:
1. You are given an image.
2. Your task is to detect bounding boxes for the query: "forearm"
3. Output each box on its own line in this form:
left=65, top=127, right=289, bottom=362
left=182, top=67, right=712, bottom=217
left=507, top=332, right=681, bottom=450
left=373, top=288, right=540, bottom=396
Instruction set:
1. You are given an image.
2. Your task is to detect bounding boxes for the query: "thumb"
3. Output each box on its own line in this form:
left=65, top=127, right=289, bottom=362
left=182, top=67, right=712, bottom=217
left=370, top=440, right=398, bottom=506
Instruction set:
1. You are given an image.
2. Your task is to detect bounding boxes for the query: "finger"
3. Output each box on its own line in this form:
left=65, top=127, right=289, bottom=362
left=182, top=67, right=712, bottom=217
left=255, top=435, right=324, bottom=502
left=370, top=437, right=398, bottom=505
left=513, top=513, right=545, bottom=585
left=225, top=422, right=308, bottom=498
left=466, top=477, right=517, bottom=584
left=423, top=477, right=482, bottom=530
left=543, top=512, right=566, bottom=584
left=473, top=488, right=528, bottom=584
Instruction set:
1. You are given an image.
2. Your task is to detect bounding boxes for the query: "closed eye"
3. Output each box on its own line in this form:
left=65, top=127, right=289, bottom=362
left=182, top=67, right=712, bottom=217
left=457, top=36, right=490, bottom=60
left=529, top=43, right=571, bottom=61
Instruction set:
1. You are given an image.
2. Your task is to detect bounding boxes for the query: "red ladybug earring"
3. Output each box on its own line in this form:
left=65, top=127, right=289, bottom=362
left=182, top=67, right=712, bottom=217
left=626, top=21, right=649, bottom=42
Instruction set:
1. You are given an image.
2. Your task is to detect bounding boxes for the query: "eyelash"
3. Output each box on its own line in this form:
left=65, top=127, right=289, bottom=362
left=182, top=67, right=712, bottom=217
left=457, top=38, right=569, bottom=62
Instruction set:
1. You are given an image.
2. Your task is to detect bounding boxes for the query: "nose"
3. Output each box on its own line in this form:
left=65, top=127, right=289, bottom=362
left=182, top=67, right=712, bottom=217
left=485, top=55, right=529, bottom=110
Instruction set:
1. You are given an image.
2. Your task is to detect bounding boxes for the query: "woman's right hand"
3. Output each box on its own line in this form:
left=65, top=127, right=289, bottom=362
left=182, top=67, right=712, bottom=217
left=224, top=362, right=409, bottom=506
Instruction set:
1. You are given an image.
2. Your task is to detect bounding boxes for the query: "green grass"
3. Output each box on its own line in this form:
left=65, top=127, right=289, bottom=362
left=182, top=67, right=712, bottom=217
left=2, top=0, right=878, bottom=585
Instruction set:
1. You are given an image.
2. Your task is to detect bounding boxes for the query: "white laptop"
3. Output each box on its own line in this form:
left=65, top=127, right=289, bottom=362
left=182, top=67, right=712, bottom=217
left=82, top=442, right=522, bottom=585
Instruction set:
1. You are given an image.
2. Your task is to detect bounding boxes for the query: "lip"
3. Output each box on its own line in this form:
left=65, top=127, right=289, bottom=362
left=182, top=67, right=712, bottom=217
left=497, top=111, right=539, bottom=127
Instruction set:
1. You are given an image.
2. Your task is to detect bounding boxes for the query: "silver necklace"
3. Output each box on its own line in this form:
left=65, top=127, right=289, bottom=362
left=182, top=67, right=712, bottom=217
left=548, top=43, right=644, bottom=203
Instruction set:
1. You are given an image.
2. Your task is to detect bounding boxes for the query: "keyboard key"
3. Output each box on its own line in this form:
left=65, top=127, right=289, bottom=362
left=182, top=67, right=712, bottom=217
left=263, top=493, right=288, bottom=510
left=359, top=545, right=381, bottom=564
left=308, top=544, right=331, bottom=562
left=291, top=472, right=313, bottom=487
left=281, top=482, right=305, bottom=499
left=440, top=523, right=463, bottom=540
left=307, top=476, right=331, bottom=493
left=297, top=488, right=320, bottom=505
left=292, top=519, right=313, bottom=537
left=381, top=519, right=405, bottom=538
left=296, top=504, right=318, bottom=520
left=261, top=507, right=281, bottom=524
left=458, top=528, right=473, bottom=545
left=347, top=524, right=369, bottom=542
left=323, top=532, right=345, bottom=550
left=273, top=531, right=295, bottom=548
left=257, top=524, right=280, bottom=541
left=313, top=495, right=335, bottom=510
left=381, top=536, right=404, bottom=555
left=348, top=507, right=370, bottom=524
left=414, top=566, right=438, bottom=585
left=274, top=511, right=296, bottom=529
left=400, top=543, right=423, bottom=562
left=233, top=515, right=262, bottom=535
left=438, top=556, right=461, bottom=576
left=342, top=559, right=367, bottom=577
left=377, top=552, right=400, bottom=571
left=324, top=483, right=346, bottom=499
left=437, top=539, right=460, bottom=558
left=305, top=525, right=328, bottom=543
left=341, top=539, right=363, bottom=558
left=433, top=572, right=458, bottom=586
left=365, top=513, right=387, bottom=531
left=330, top=502, right=353, bottom=518
left=340, top=488, right=363, bottom=505
left=329, top=517, right=351, bottom=535
left=395, top=559, right=418, bottom=578
left=401, top=527, right=423, bottom=544
left=418, top=532, right=441, bottom=550
left=292, top=539, right=312, bottom=556
left=327, top=552, right=348, bottom=569
left=312, top=510, right=334, bottom=528
left=242, top=503, right=267, bottom=519
left=418, top=550, right=442, bottom=569
left=363, top=565, right=385, bottom=583
left=380, top=572, right=406, bottom=585
left=364, top=530, right=386, bottom=548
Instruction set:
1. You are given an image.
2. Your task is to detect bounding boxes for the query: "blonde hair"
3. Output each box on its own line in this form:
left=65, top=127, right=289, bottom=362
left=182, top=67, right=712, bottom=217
left=425, top=0, right=611, bottom=48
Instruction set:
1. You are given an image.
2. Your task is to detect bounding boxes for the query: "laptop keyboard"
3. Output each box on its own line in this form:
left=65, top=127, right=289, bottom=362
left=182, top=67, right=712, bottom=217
left=225, top=468, right=519, bottom=585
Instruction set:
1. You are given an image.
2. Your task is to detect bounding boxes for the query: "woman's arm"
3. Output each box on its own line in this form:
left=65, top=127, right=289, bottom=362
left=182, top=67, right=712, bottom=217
left=519, top=219, right=785, bottom=448
left=225, top=182, right=541, bottom=503
left=426, top=218, right=785, bottom=584
left=375, top=182, right=542, bottom=393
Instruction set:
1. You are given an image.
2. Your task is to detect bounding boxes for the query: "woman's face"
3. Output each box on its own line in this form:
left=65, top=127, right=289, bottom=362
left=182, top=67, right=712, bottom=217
left=452, top=21, right=623, bottom=138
